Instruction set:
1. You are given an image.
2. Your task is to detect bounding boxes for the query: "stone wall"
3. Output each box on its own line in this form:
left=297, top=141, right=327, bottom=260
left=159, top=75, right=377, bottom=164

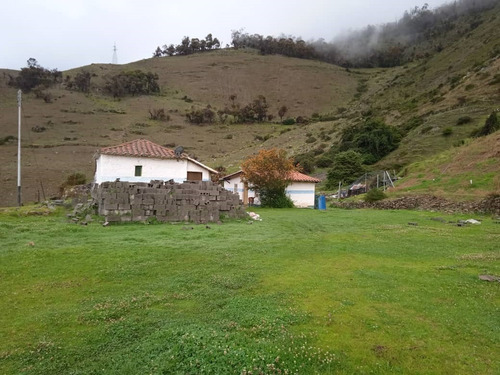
left=330, top=194, right=500, bottom=215
left=92, top=180, right=246, bottom=223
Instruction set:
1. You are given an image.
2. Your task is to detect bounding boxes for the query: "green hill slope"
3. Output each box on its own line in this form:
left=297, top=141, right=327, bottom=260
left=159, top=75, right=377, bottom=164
left=393, top=131, right=500, bottom=200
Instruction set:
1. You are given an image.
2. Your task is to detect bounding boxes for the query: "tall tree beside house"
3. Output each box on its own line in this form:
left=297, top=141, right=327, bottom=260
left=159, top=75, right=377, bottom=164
left=241, top=148, right=295, bottom=208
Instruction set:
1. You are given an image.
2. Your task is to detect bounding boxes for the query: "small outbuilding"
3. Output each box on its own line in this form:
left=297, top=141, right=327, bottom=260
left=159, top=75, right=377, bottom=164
left=94, top=139, right=217, bottom=184
left=221, top=170, right=320, bottom=208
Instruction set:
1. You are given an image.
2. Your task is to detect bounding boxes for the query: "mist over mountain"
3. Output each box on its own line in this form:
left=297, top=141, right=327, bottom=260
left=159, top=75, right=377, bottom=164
left=230, top=0, right=499, bottom=68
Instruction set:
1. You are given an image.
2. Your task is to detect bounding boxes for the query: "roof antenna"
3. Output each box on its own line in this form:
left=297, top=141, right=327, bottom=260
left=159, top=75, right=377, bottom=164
left=112, top=43, right=118, bottom=64
left=174, top=146, right=184, bottom=158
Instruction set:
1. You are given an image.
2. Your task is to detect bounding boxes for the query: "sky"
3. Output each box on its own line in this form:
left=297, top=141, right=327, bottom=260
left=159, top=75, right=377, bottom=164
left=1, top=0, right=453, bottom=71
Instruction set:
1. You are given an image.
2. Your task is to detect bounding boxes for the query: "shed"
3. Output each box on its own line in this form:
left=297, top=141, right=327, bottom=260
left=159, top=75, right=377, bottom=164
left=221, top=170, right=320, bottom=208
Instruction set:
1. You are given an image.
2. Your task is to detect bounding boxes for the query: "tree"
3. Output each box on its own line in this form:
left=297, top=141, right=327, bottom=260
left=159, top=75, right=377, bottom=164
left=340, top=119, right=400, bottom=164
left=205, top=33, right=213, bottom=49
left=73, top=70, right=92, bottom=93
left=251, top=95, right=268, bottom=122
left=212, top=37, right=221, bottom=49
left=9, top=58, right=62, bottom=92
left=326, top=150, right=365, bottom=188
left=164, top=44, right=176, bottom=56
left=190, top=38, right=201, bottom=52
left=241, top=148, right=295, bottom=208
left=153, top=46, right=162, bottom=57
left=278, top=105, right=288, bottom=121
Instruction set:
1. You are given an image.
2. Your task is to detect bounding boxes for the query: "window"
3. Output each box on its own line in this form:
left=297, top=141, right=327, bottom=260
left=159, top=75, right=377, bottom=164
left=135, top=165, right=142, bottom=176
left=187, top=171, right=202, bottom=181
left=234, top=183, right=238, bottom=193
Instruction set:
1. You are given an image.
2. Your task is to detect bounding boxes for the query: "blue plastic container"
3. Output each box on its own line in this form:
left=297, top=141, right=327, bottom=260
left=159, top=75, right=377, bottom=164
left=318, top=194, right=326, bottom=210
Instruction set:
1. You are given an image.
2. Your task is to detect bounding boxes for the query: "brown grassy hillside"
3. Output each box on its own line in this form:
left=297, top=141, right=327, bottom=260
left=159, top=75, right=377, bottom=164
left=0, top=50, right=358, bottom=206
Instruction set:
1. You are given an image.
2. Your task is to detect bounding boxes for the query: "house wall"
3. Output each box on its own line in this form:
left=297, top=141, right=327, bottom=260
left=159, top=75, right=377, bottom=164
left=222, top=175, right=257, bottom=204
left=223, top=176, right=315, bottom=208
left=94, top=154, right=211, bottom=184
left=286, top=182, right=316, bottom=208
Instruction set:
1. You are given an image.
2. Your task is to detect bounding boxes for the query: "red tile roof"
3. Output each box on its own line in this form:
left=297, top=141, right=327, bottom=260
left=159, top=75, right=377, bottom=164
left=99, top=139, right=187, bottom=159
left=221, top=170, right=320, bottom=183
left=288, top=171, right=321, bottom=183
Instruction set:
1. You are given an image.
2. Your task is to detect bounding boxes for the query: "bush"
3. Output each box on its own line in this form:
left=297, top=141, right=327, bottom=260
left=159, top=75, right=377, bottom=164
left=456, top=116, right=472, bottom=125
left=149, top=108, right=169, bottom=121
left=8, top=58, right=62, bottom=92
left=0, top=135, right=16, bottom=145
left=442, top=127, right=453, bottom=136
left=474, top=111, right=499, bottom=137
left=305, top=136, right=317, bottom=143
left=259, top=189, right=294, bottom=208
left=282, top=118, right=295, bottom=125
left=59, top=172, right=86, bottom=196
left=364, top=188, right=387, bottom=202
left=326, top=150, right=364, bottom=188
left=402, top=116, right=424, bottom=134
left=315, top=155, right=334, bottom=168
left=340, top=118, right=400, bottom=164
left=104, top=70, right=160, bottom=98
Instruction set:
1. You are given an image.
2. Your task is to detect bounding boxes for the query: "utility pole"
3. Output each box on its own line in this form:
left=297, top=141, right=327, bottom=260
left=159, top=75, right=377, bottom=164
left=17, top=90, right=22, bottom=206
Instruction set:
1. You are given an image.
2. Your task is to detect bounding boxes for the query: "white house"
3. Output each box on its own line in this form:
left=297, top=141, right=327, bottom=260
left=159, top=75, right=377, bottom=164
left=94, top=139, right=217, bottom=184
left=221, top=170, right=320, bottom=208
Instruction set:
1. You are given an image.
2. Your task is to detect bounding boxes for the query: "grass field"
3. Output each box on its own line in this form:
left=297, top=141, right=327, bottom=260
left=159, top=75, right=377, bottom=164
left=0, top=207, right=499, bottom=374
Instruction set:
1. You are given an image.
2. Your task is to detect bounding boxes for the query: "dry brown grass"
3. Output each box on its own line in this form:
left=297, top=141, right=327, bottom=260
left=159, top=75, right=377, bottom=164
left=0, top=50, right=357, bottom=206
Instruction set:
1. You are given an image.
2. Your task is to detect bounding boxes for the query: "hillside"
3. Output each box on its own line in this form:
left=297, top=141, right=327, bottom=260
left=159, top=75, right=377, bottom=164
left=0, top=4, right=499, bottom=207
left=393, top=131, right=500, bottom=200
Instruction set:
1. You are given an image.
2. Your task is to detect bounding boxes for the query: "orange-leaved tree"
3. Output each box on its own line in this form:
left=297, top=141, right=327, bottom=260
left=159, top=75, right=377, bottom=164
left=241, top=148, right=296, bottom=207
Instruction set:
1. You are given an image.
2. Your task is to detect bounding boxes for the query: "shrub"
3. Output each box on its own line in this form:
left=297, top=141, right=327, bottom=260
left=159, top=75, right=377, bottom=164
left=149, top=108, right=169, bottom=121
left=296, top=116, right=308, bottom=124
left=402, top=116, right=424, bottom=134
left=326, top=150, right=365, bottom=188
left=420, top=125, right=433, bottom=134
left=364, top=188, right=387, bottom=202
left=104, top=70, right=160, bottom=98
left=340, top=118, right=400, bottom=164
left=315, top=155, right=334, bottom=168
left=305, top=136, right=317, bottom=144
left=456, top=116, right=472, bottom=125
left=282, top=118, right=295, bottom=125
left=442, top=127, right=453, bottom=136
left=8, top=58, right=62, bottom=92
left=59, top=172, right=86, bottom=196
left=0, top=135, right=16, bottom=145
left=259, top=189, right=294, bottom=208
left=473, top=111, right=499, bottom=137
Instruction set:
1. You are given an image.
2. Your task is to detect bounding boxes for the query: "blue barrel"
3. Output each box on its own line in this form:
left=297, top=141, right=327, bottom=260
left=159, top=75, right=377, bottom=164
left=318, top=194, right=326, bottom=210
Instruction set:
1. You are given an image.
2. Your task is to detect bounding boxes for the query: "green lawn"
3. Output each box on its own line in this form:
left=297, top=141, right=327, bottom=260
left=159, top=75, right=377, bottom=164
left=0, top=207, right=499, bottom=374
